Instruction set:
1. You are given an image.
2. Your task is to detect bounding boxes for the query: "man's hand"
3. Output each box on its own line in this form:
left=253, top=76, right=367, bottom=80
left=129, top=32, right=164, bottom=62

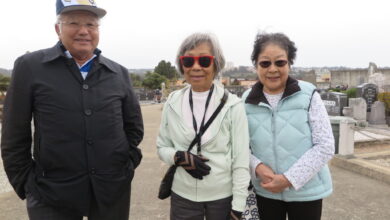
left=255, top=163, right=274, bottom=184
left=261, top=174, right=292, bottom=193
left=174, top=151, right=211, bottom=179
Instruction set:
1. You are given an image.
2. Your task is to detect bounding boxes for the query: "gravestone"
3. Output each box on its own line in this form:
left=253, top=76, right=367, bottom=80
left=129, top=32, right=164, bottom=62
left=368, top=101, right=386, bottom=125
left=349, top=98, right=367, bottom=121
left=320, top=92, right=348, bottom=116
left=329, top=116, right=356, bottom=154
left=356, top=83, right=378, bottom=112
left=342, top=107, right=353, bottom=117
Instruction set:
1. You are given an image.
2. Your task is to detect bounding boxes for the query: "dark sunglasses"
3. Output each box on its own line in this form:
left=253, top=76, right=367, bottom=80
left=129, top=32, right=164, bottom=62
left=180, top=56, right=214, bottom=68
left=258, top=60, right=288, bottom=68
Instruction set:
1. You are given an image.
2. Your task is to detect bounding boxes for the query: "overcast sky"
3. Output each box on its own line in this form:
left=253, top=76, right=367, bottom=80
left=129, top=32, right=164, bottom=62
left=0, top=0, right=389, bottom=70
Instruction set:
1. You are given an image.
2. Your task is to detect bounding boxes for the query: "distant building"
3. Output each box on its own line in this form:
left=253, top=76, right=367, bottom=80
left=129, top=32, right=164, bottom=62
left=224, top=62, right=235, bottom=71
left=221, top=77, right=230, bottom=86
left=238, top=80, right=257, bottom=87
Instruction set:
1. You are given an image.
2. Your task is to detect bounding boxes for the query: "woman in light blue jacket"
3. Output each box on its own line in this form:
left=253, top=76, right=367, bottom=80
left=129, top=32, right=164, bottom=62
left=242, top=32, right=335, bottom=220
left=157, top=32, right=250, bottom=220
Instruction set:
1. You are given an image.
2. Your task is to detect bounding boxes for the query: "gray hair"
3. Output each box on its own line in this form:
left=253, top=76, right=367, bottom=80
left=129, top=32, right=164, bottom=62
left=176, top=32, right=225, bottom=76
left=55, top=11, right=100, bottom=24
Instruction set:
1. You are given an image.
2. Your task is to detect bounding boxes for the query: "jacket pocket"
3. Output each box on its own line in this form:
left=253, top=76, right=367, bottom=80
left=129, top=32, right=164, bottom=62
left=33, top=136, right=42, bottom=164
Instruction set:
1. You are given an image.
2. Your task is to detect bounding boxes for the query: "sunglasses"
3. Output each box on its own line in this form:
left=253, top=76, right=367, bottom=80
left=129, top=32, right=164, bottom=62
left=258, top=60, right=288, bottom=68
left=180, top=56, right=214, bottom=68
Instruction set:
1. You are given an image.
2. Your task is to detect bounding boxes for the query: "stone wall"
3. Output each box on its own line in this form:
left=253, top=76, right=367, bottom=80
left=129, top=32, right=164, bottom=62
left=330, top=67, right=390, bottom=88
left=330, top=69, right=368, bottom=88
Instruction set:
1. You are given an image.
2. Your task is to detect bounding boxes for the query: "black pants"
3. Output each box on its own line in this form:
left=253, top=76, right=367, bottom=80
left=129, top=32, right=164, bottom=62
left=256, top=195, right=322, bottom=220
left=26, top=191, right=130, bottom=220
left=170, top=192, right=232, bottom=220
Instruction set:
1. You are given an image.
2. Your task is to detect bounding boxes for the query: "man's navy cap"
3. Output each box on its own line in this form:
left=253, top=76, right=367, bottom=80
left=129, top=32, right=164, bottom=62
left=56, top=0, right=106, bottom=18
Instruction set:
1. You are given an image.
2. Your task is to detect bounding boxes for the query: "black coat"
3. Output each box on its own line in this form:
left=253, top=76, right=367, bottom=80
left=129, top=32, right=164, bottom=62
left=1, top=42, right=144, bottom=215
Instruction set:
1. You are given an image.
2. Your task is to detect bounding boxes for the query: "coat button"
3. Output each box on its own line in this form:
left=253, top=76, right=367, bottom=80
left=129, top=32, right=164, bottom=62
left=87, top=139, right=93, bottom=145
left=82, top=84, right=89, bottom=90
left=90, top=168, right=96, bottom=174
left=84, top=109, right=92, bottom=116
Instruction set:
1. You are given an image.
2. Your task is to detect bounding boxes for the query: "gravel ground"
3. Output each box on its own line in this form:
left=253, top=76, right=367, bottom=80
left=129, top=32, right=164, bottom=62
left=371, top=158, right=390, bottom=167
left=0, top=159, right=13, bottom=194
left=355, top=143, right=390, bottom=168
left=0, top=127, right=15, bottom=194
left=1, top=105, right=390, bottom=220
left=354, top=142, right=390, bottom=153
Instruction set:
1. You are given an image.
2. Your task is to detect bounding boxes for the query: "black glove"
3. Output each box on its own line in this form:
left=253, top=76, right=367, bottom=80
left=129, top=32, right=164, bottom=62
left=230, top=210, right=242, bottom=220
left=174, top=151, right=211, bottom=179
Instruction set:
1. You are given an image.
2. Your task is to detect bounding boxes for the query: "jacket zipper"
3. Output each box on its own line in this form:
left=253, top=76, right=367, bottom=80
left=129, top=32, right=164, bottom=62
left=274, top=98, right=288, bottom=200
left=271, top=108, right=278, bottom=173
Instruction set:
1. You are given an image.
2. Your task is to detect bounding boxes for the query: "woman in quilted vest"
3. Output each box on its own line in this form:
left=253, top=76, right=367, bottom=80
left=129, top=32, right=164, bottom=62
left=242, top=32, right=335, bottom=220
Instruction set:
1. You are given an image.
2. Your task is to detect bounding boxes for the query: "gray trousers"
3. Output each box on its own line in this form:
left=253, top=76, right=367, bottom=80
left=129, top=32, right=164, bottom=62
left=170, top=192, right=232, bottom=220
left=26, top=191, right=130, bottom=220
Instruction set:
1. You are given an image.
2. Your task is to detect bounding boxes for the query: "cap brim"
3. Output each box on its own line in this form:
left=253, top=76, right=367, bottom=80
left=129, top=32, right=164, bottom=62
left=61, top=5, right=106, bottom=18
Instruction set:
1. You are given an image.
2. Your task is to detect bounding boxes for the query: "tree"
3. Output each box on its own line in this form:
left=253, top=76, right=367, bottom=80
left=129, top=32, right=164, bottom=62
left=154, top=60, right=179, bottom=80
left=142, top=72, right=167, bottom=90
left=129, top=73, right=143, bottom=87
left=0, top=74, right=11, bottom=96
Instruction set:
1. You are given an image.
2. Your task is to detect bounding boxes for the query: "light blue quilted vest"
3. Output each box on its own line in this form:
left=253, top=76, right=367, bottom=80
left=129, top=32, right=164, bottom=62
left=243, top=80, right=332, bottom=201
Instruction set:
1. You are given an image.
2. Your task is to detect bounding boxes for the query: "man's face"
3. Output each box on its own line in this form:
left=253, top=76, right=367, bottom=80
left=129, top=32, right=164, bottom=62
left=55, top=10, right=99, bottom=60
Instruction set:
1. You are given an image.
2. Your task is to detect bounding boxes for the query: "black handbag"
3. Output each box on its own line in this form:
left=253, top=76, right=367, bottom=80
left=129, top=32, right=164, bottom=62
left=158, top=89, right=228, bottom=200
left=158, top=164, right=178, bottom=199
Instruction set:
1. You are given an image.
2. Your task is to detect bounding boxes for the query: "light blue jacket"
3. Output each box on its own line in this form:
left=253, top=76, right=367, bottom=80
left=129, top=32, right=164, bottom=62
left=243, top=78, right=333, bottom=201
left=157, top=84, right=250, bottom=211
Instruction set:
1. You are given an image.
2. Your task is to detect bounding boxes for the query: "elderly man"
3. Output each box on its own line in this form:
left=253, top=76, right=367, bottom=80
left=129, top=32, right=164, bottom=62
left=1, top=1, right=143, bottom=219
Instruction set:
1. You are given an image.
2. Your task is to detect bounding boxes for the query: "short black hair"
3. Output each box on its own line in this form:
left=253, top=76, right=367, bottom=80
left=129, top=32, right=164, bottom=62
left=251, top=32, right=297, bottom=66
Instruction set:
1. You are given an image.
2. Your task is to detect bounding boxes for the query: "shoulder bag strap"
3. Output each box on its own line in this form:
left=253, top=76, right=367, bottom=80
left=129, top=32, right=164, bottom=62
left=187, top=89, right=229, bottom=152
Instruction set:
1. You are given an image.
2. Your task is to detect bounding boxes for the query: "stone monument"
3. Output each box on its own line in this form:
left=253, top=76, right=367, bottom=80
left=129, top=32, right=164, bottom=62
left=356, top=83, right=378, bottom=112
left=321, top=92, right=348, bottom=116
left=368, top=101, right=387, bottom=125
left=368, top=62, right=385, bottom=92
left=349, top=98, right=367, bottom=121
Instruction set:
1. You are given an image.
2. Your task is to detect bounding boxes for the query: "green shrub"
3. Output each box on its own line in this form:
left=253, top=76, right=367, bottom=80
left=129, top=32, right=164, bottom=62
left=345, top=88, right=357, bottom=98
left=329, top=88, right=341, bottom=92
left=378, top=92, right=390, bottom=116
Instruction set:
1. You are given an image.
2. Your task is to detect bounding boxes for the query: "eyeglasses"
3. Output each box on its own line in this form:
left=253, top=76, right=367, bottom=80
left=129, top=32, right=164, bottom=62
left=180, top=56, right=214, bottom=68
left=59, top=21, right=99, bottom=31
left=258, top=60, right=288, bottom=68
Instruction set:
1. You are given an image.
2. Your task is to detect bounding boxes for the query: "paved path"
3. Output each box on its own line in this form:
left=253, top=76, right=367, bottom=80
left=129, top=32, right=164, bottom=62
left=1, top=104, right=390, bottom=219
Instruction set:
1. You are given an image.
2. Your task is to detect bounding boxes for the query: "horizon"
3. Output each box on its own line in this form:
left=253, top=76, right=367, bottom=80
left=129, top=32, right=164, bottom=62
left=1, top=63, right=390, bottom=73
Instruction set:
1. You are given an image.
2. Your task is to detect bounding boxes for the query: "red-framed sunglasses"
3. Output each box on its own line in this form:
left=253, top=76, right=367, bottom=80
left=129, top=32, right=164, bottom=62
left=258, top=60, right=288, bottom=68
left=180, top=56, right=214, bottom=68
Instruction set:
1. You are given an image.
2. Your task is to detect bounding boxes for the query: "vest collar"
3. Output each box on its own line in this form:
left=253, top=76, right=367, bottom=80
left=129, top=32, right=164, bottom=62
left=245, top=76, right=301, bottom=105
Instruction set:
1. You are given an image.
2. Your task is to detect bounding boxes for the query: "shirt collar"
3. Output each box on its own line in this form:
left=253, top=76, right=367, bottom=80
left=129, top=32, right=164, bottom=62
left=41, top=41, right=117, bottom=73
left=64, top=50, right=97, bottom=70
